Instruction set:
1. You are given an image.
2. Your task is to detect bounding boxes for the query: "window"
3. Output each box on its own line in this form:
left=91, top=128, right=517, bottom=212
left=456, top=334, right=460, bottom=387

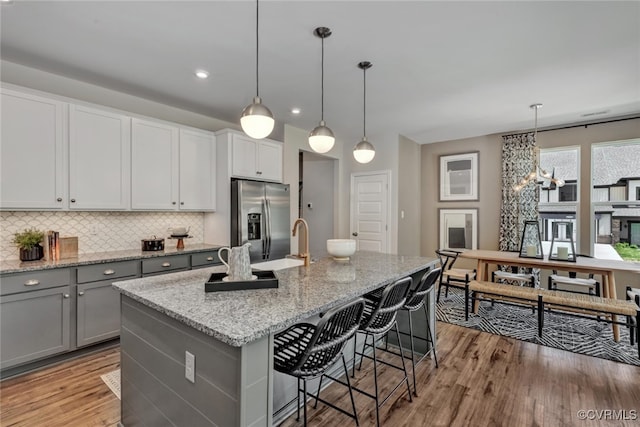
left=591, top=139, right=640, bottom=262
left=538, top=147, right=580, bottom=251
left=559, top=182, right=577, bottom=202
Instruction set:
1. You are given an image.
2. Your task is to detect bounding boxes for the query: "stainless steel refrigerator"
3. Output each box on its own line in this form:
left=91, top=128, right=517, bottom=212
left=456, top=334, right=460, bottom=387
left=231, top=179, right=291, bottom=262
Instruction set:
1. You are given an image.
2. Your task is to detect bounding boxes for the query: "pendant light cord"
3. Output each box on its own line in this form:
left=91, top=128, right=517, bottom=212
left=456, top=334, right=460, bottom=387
left=255, top=0, right=259, bottom=97
left=363, top=66, right=367, bottom=137
left=534, top=105, right=538, bottom=141
left=321, top=35, right=324, bottom=121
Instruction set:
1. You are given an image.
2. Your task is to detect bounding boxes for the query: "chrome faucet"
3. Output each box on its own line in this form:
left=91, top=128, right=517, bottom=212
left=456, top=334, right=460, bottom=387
left=292, top=218, right=311, bottom=267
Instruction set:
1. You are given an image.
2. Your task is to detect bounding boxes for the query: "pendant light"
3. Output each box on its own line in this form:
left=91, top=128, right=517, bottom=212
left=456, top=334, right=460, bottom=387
left=513, top=103, right=564, bottom=192
left=308, top=27, right=335, bottom=153
left=353, top=61, right=375, bottom=163
left=240, top=0, right=274, bottom=140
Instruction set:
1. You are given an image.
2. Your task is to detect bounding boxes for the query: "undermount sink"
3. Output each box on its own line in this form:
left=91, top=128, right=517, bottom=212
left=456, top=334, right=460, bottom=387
left=252, top=258, right=305, bottom=271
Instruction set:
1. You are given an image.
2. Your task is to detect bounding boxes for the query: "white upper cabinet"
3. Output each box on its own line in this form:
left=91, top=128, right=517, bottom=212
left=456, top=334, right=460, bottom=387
left=231, top=133, right=283, bottom=182
left=256, top=139, right=283, bottom=182
left=69, top=104, right=131, bottom=210
left=179, top=129, right=216, bottom=211
left=1, top=89, right=66, bottom=209
left=1, top=85, right=216, bottom=212
left=131, top=119, right=179, bottom=210
left=131, top=121, right=215, bottom=211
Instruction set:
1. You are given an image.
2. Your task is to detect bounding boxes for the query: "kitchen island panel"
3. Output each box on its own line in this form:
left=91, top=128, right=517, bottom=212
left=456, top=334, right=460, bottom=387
left=122, top=296, right=270, bottom=427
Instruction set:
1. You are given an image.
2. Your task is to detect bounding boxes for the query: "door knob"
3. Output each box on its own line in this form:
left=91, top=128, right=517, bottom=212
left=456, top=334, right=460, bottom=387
left=352, top=232, right=358, bottom=236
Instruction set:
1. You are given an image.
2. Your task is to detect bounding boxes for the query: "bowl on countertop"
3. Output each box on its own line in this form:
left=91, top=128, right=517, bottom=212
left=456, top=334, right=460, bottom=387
left=326, top=239, right=356, bottom=260
left=169, top=226, right=190, bottom=237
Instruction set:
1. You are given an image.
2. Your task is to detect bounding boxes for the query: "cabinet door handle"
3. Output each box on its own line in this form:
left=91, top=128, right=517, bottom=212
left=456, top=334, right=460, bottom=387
left=162, top=262, right=171, bottom=267
left=172, top=201, right=177, bottom=205
left=256, top=171, right=262, bottom=175
left=70, top=198, right=76, bottom=203
left=180, top=202, right=184, bottom=205
left=63, top=294, right=70, bottom=298
left=24, top=279, right=40, bottom=286
left=78, top=291, right=85, bottom=296
left=103, top=269, right=115, bottom=275
left=206, top=256, right=214, bottom=261
left=57, top=197, right=63, bottom=202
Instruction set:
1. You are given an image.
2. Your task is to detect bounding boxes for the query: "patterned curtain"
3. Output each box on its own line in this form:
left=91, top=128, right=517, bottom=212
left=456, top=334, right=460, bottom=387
left=499, top=132, right=540, bottom=251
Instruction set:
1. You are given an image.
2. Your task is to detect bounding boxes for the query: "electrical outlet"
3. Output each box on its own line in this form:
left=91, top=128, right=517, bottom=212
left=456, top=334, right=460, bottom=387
left=185, top=351, right=195, bottom=383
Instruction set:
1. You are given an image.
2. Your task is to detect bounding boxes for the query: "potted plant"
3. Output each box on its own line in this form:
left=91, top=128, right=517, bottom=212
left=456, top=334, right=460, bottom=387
left=12, top=228, right=45, bottom=261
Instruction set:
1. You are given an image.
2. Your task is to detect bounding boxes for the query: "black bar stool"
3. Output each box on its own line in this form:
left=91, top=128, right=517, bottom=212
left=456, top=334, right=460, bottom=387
left=399, top=267, right=441, bottom=395
left=351, top=276, right=413, bottom=427
left=273, top=298, right=365, bottom=426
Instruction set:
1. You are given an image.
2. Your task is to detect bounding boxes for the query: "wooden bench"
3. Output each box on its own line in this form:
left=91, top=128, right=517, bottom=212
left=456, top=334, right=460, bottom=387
left=465, top=280, right=640, bottom=357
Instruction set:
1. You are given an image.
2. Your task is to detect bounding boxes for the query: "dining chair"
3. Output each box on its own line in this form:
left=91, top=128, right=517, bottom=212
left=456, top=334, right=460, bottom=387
left=273, top=298, right=365, bottom=426
left=547, top=256, right=600, bottom=296
left=492, top=266, right=536, bottom=287
left=435, top=249, right=476, bottom=302
left=548, top=272, right=600, bottom=296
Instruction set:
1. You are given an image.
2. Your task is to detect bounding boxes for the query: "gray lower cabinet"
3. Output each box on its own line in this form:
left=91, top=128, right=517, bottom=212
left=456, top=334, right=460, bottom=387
left=0, top=286, right=71, bottom=369
left=76, top=281, right=123, bottom=347
left=191, top=250, right=221, bottom=269
left=76, top=260, right=139, bottom=347
left=0, top=250, right=217, bottom=374
left=142, top=254, right=190, bottom=276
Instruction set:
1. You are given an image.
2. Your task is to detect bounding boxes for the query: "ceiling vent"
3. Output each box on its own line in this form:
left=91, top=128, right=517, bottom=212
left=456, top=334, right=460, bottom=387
left=581, top=110, right=610, bottom=117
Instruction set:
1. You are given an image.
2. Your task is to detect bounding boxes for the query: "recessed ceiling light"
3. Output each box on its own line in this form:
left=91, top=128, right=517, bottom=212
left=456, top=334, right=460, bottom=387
left=195, top=70, right=209, bottom=79
left=1, top=0, right=14, bottom=4
left=291, top=108, right=301, bottom=115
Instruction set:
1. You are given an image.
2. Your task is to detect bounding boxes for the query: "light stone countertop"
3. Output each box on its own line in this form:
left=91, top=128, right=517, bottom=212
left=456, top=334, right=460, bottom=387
left=112, top=251, right=438, bottom=347
left=0, top=243, right=223, bottom=274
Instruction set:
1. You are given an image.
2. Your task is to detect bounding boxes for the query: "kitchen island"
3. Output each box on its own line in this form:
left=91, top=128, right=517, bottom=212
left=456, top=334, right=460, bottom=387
left=113, top=251, right=438, bottom=427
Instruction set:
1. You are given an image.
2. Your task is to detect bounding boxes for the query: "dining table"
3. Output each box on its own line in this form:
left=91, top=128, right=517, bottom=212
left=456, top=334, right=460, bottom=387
left=460, top=249, right=640, bottom=342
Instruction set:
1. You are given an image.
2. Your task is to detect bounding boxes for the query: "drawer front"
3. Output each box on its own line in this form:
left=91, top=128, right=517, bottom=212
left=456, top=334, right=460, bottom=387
left=191, top=251, right=222, bottom=268
left=142, top=255, right=190, bottom=275
left=0, top=269, right=71, bottom=296
left=77, top=260, right=140, bottom=284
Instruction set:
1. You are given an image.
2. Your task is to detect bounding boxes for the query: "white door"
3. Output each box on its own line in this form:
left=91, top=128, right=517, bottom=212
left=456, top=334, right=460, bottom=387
left=350, top=171, right=390, bottom=253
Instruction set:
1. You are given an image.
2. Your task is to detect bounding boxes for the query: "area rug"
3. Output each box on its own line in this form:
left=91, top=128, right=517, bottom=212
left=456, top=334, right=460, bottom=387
left=436, top=288, right=640, bottom=366
left=100, top=369, right=121, bottom=400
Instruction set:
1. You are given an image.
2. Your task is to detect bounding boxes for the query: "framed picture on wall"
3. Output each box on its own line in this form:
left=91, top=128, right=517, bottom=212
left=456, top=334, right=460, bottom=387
left=439, top=152, right=479, bottom=201
left=439, top=208, right=478, bottom=251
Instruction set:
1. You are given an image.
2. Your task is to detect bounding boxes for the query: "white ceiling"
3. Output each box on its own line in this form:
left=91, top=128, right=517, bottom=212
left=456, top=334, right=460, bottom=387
left=1, top=1, right=639, bottom=146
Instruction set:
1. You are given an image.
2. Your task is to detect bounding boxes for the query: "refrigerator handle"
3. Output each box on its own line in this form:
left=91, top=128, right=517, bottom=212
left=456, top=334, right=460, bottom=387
left=265, top=199, right=272, bottom=258
left=261, top=199, right=267, bottom=259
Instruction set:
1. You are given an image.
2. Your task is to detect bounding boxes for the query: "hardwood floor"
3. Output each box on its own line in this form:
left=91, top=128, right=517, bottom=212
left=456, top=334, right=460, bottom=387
left=1, top=323, right=639, bottom=426
left=0, top=347, right=120, bottom=427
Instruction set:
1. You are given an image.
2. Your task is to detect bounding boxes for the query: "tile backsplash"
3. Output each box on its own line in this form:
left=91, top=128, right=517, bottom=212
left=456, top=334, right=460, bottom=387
left=0, top=211, right=205, bottom=261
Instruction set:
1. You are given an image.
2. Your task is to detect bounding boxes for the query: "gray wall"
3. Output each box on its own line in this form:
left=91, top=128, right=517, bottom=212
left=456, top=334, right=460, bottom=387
left=302, top=153, right=336, bottom=258
left=398, top=135, right=422, bottom=255
left=420, top=134, right=501, bottom=262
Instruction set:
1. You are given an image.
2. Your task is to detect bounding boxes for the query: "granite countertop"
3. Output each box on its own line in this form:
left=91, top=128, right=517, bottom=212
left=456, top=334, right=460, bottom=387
left=112, top=251, right=438, bottom=347
left=0, top=243, right=224, bottom=274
